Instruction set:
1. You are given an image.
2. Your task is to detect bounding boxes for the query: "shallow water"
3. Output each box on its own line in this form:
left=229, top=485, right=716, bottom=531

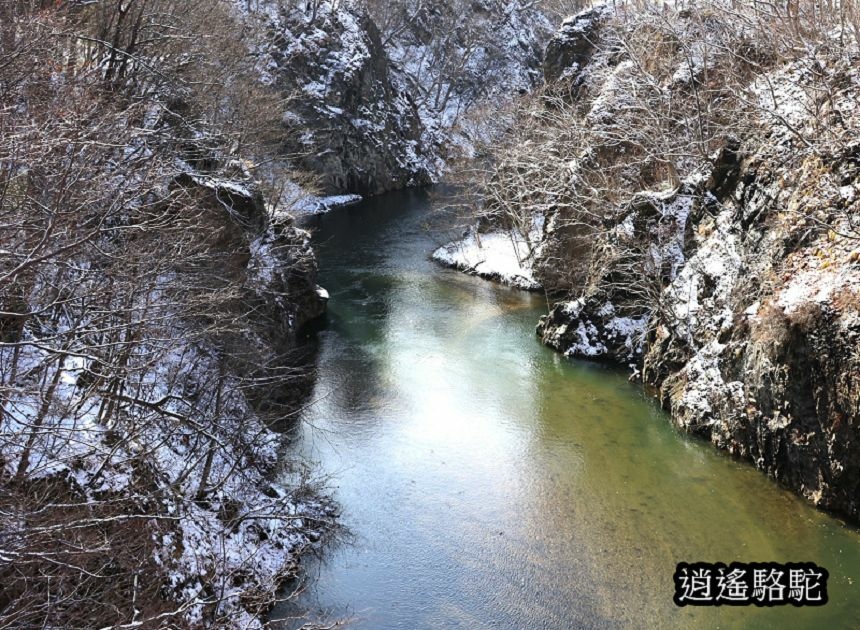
left=274, top=188, right=860, bottom=629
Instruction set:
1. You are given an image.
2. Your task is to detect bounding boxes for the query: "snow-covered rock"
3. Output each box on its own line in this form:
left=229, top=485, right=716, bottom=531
left=249, top=1, right=441, bottom=195
left=543, top=5, right=611, bottom=84
left=540, top=297, right=648, bottom=361
left=433, top=220, right=543, bottom=291
left=240, top=0, right=553, bottom=196
left=526, top=6, right=860, bottom=521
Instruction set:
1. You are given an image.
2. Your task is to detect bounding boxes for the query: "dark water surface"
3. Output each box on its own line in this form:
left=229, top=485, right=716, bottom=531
left=273, top=189, right=860, bottom=629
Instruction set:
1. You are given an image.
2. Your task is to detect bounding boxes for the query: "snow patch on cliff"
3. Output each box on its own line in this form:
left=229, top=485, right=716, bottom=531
left=664, top=207, right=741, bottom=344
left=777, top=267, right=860, bottom=316
left=674, top=340, right=745, bottom=429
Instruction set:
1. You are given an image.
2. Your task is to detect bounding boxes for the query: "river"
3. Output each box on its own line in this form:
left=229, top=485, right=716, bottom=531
left=273, top=188, right=860, bottom=629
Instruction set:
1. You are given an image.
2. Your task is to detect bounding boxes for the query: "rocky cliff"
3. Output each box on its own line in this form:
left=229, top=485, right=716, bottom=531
left=382, top=0, right=553, bottom=153
left=178, top=166, right=327, bottom=336
left=245, top=0, right=552, bottom=199
left=257, top=2, right=440, bottom=195
left=523, top=6, right=860, bottom=521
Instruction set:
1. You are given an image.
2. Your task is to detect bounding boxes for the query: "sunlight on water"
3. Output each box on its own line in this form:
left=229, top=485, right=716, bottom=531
left=274, top=189, right=860, bottom=630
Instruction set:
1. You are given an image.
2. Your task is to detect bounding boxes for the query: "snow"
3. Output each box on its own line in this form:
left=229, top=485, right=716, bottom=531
left=432, top=218, right=544, bottom=291
left=745, top=301, right=761, bottom=319
left=563, top=297, right=585, bottom=315
left=586, top=60, right=637, bottom=125
left=748, top=50, right=859, bottom=151
left=185, top=173, right=253, bottom=200
left=231, top=0, right=557, bottom=209
left=664, top=207, right=741, bottom=344
left=777, top=267, right=860, bottom=316
left=669, top=35, right=721, bottom=89
left=249, top=235, right=277, bottom=286
left=294, top=193, right=362, bottom=215
left=1, top=272, right=330, bottom=629
left=676, top=340, right=745, bottom=426
left=604, top=315, right=649, bottom=354
left=639, top=190, right=694, bottom=280
left=557, top=5, right=612, bottom=43
left=566, top=309, right=647, bottom=359
left=543, top=297, right=648, bottom=360
left=568, top=320, right=608, bottom=356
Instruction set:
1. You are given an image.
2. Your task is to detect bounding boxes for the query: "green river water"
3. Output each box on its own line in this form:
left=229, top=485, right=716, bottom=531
left=274, top=188, right=860, bottom=629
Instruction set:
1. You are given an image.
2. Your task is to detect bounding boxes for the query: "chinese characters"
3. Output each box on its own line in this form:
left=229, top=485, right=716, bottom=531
left=673, top=562, right=828, bottom=607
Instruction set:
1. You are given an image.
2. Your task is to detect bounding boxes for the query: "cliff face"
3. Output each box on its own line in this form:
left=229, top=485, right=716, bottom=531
left=542, top=6, right=610, bottom=84
left=178, top=166, right=327, bottom=337
left=257, top=2, right=440, bottom=195
left=642, top=136, right=860, bottom=520
left=383, top=0, right=553, bottom=151
left=247, top=0, right=552, bottom=199
left=529, top=7, right=860, bottom=521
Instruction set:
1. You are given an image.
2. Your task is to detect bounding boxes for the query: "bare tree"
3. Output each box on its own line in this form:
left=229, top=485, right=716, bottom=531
left=1, top=2, right=333, bottom=627
left=459, top=0, right=859, bottom=349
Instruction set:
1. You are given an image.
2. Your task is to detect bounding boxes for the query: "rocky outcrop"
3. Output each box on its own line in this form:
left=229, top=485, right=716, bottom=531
left=530, top=7, right=860, bottom=521
left=538, top=183, right=697, bottom=362
left=642, top=140, right=860, bottom=520
left=539, top=297, right=648, bottom=363
left=543, top=5, right=610, bottom=84
left=262, top=3, right=439, bottom=195
left=177, top=165, right=328, bottom=338
left=386, top=0, right=552, bottom=148
left=245, top=0, right=554, bottom=198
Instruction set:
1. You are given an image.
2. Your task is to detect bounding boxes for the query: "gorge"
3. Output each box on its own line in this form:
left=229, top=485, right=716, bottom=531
left=2, top=1, right=859, bottom=628
left=273, top=188, right=860, bottom=629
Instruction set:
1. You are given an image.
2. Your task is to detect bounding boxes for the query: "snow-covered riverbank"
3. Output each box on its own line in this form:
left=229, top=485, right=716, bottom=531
left=432, top=222, right=543, bottom=291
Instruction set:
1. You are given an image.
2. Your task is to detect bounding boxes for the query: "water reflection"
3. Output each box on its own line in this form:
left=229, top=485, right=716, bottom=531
left=273, top=190, right=860, bottom=629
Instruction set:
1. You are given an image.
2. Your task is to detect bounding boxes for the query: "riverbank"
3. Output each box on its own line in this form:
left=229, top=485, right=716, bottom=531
left=451, top=3, right=860, bottom=524
left=274, top=189, right=860, bottom=629
left=432, top=218, right=544, bottom=291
